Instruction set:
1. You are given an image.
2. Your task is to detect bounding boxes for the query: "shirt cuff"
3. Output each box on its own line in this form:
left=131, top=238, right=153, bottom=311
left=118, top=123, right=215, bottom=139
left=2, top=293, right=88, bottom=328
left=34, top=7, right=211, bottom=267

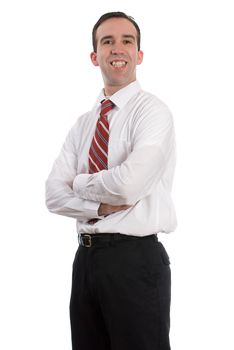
left=66, top=197, right=101, bottom=219
left=73, top=174, right=104, bottom=218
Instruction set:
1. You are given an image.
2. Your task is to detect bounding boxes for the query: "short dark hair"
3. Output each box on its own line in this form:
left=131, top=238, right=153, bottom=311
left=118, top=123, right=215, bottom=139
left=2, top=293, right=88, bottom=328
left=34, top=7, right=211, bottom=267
left=92, top=12, right=141, bottom=52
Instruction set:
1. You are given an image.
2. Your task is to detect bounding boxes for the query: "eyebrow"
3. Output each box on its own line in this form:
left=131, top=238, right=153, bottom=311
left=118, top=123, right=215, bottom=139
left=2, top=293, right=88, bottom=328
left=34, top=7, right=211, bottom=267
left=100, top=34, right=136, bottom=44
left=122, top=35, right=136, bottom=41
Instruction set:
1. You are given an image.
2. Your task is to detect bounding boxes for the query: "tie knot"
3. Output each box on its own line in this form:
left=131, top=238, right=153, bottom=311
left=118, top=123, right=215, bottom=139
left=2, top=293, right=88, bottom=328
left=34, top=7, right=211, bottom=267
left=100, top=99, right=114, bottom=116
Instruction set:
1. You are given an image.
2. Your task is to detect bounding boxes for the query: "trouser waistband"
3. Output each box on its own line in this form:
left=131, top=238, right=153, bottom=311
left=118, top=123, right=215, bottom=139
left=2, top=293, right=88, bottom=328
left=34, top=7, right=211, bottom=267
left=78, top=233, right=158, bottom=248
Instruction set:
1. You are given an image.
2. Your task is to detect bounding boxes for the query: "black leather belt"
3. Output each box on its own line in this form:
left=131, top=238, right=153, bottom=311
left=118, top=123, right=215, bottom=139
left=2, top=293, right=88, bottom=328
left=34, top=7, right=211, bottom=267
left=78, top=233, right=157, bottom=248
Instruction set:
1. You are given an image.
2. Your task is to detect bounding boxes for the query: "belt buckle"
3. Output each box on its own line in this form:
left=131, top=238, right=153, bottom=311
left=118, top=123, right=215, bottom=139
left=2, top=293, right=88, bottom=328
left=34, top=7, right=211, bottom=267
left=83, top=234, right=92, bottom=248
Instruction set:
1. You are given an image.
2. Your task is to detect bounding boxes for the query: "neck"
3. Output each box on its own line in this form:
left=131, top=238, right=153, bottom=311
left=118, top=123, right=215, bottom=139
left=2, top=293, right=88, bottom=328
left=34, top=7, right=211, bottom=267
left=104, top=79, right=136, bottom=96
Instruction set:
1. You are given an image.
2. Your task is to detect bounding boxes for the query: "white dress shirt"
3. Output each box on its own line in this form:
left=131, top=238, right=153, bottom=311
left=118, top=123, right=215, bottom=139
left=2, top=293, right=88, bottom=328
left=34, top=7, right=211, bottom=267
left=46, top=81, right=177, bottom=236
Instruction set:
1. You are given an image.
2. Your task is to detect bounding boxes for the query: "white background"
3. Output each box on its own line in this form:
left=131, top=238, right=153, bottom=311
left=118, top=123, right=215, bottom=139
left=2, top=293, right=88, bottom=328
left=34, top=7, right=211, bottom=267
left=0, top=0, right=233, bottom=349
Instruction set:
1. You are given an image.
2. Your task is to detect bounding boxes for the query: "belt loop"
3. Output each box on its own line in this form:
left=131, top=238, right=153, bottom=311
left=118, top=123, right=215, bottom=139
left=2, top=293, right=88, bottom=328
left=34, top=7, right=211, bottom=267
left=113, top=233, right=120, bottom=241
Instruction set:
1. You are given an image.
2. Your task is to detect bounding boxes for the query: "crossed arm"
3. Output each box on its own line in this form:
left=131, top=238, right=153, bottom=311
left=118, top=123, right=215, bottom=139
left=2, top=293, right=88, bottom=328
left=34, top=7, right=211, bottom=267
left=46, top=106, right=174, bottom=220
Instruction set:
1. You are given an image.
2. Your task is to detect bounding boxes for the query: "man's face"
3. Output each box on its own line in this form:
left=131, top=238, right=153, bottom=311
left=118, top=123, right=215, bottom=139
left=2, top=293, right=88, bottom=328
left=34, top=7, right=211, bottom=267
left=91, top=18, right=143, bottom=95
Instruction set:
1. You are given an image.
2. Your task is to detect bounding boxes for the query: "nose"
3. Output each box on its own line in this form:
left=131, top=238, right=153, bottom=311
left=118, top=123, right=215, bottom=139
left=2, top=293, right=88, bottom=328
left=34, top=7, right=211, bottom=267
left=110, top=42, right=125, bottom=55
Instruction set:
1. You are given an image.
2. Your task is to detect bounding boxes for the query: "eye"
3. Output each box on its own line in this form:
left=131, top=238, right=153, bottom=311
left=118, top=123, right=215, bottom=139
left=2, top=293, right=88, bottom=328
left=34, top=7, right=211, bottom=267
left=103, top=39, right=113, bottom=45
left=123, top=39, right=133, bottom=45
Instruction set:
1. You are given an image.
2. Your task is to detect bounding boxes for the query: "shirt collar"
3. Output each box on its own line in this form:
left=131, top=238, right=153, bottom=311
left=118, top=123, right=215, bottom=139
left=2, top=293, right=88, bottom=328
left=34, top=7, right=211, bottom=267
left=95, top=80, right=141, bottom=110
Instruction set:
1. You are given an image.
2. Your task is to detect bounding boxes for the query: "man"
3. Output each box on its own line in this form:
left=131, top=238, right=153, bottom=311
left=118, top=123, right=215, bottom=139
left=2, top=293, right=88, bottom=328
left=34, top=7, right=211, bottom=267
left=46, top=11, right=177, bottom=350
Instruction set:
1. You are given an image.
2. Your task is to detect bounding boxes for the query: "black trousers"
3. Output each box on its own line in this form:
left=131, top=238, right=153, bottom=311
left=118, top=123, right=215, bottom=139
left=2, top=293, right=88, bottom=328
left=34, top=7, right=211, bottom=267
left=70, top=234, right=171, bottom=350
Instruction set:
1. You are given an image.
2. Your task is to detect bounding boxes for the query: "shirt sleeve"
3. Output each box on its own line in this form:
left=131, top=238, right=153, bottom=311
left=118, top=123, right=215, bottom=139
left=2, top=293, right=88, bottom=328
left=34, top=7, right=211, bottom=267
left=45, top=126, right=101, bottom=220
left=73, top=105, right=176, bottom=205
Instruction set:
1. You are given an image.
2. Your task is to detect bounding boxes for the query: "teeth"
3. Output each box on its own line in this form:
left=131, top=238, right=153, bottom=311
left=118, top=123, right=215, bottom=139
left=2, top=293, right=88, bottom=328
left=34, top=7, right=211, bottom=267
left=111, top=61, right=127, bottom=67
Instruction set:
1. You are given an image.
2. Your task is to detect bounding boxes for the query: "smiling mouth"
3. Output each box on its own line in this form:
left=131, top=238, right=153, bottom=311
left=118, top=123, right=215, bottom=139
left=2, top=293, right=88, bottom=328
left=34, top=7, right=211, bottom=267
left=110, top=61, right=127, bottom=67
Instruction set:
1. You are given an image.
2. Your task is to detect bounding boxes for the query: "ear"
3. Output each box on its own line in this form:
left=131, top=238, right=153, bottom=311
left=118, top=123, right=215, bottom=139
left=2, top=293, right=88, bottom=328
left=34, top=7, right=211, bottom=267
left=90, top=52, right=99, bottom=66
left=137, top=50, right=144, bottom=65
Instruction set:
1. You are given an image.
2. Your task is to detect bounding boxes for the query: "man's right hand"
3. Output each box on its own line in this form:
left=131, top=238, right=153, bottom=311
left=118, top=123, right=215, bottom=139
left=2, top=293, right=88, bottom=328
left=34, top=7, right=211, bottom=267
left=98, top=203, right=132, bottom=216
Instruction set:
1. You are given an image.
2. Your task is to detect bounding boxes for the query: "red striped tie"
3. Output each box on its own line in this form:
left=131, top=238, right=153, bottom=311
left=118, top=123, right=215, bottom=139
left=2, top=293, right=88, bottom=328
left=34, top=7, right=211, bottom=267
left=89, top=99, right=114, bottom=174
